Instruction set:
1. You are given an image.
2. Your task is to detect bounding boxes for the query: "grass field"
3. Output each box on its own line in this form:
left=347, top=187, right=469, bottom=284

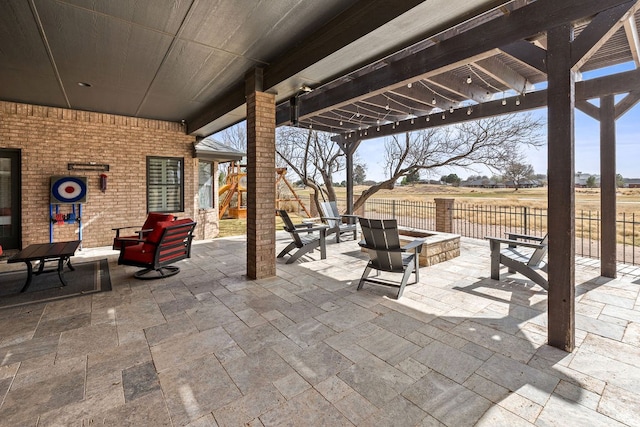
left=219, top=184, right=640, bottom=238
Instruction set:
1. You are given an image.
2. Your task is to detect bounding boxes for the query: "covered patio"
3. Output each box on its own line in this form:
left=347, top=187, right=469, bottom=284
left=0, top=236, right=638, bottom=425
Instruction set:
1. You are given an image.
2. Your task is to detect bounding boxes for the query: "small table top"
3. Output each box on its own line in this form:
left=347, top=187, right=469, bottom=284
left=8, top=241, right=81, bottom=263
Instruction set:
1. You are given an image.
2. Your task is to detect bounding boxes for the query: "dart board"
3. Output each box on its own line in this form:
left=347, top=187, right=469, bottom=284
left=50, top=176, right=88, bottom=204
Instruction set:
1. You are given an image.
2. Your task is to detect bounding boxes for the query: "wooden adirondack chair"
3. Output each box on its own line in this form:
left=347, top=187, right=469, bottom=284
left=486, top=233, right=549, bottom=290
left=277, top=210, right=328, bottom=264
left=357, top=217, right=424, bottom=299
left=319, top=201, right=357, bottom=243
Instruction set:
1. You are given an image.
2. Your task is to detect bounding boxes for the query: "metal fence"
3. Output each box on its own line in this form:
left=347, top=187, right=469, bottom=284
left=364, top=198, right=436, bottom=230
left=363, top=199, right=639, bottom=266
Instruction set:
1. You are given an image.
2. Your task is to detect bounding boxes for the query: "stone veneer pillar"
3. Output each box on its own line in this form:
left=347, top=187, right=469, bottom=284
left=434, top=198, right=454, bottom=233
left=246, top=69, right=276, bottom=279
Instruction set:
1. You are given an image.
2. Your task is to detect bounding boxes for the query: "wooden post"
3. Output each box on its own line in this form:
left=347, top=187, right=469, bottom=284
left=246, top=68, right=276, bottom=279
left=600, top=94, right=617, bottom=278
left=547, top=24, right=576, bottom=352
left=337, top=138, right=361, bottom=214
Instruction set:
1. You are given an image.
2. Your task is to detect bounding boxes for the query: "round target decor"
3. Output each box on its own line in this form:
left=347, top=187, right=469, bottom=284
left=51, top=176, right=87, bottom=203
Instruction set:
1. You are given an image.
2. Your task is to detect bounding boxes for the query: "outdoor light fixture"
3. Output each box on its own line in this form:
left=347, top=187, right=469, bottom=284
left=502, top=98, right=507, bottom=106
left=466, top=75, right=472, bottom=84
left=515, top=97, right=521, bottom=106
left=432, top=97, right=437, bottom=105
left=299, top=84, right=313, bottom=93
left=426, top=116, right=430, bottom=122
left=467, top=107, right=472, bottom=115
left=339, top=120, right=343, bottom=126
left=449, top=106, right=454, bottom=113
left=442, top=113, right=446, bottom=120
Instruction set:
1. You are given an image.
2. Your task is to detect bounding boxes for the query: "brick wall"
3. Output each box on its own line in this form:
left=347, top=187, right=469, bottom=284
left=246, top=91, right=276, bottom=279
left=0, top=101, right=217, bottom=248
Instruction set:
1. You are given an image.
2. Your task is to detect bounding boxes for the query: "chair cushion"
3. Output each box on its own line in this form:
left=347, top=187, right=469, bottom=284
left=142, top=218, right=194, bottom=253
left=142, top=212, right=176, bottom=230
left=122, top=243, right=154, bottom=264
left=113, top=213, right=175, bottom=249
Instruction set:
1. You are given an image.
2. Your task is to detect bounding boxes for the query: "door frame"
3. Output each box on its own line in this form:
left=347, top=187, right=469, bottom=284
left=0, top=148, right=22, bottom=250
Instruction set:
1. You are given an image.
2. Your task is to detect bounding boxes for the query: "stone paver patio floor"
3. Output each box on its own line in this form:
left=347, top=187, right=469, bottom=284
left=1, top=234, right=639, bottom=426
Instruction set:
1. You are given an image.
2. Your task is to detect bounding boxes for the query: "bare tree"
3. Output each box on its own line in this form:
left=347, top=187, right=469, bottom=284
left=216, top=123, right=247, bottom=183
left=276, top=127, right=357, bottom=214
left=354, top=113, right=544, bottom=211
left=503, top=161, right=535, bottom=190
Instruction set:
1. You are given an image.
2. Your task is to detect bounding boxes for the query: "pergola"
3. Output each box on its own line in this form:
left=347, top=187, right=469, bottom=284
left=2, top=0, right=640, bottom=351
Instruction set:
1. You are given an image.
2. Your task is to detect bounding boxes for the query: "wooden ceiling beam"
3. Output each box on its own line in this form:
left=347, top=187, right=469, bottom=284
left=343, top=91, right=548, bottom=140
left=298, top=0, right=631, bottom=120
left=623, top=16, right=640, bottom=66
left=343, top=67, right=640, bottom=140
left=499, top=40, right=548, bottom=73
left=189, top=0, right=513, bottom=135
left=576, top=100, right=600, bottom=120
left=474, top=56, right=534, bottom=93
left=572, top=1, right=640, bottom=70
left=615, top=89, right=640, bottom=117
left=426, top=74, right=492, bottom=103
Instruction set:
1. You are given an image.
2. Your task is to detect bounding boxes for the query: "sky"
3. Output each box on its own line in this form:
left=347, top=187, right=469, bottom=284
left=354, top=62, right=640, bottom=182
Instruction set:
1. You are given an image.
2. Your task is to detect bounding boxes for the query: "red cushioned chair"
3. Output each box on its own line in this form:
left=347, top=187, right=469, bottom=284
left=117, top=218, right=196, bottom=279
left=112, top=212, right=176, bottom=250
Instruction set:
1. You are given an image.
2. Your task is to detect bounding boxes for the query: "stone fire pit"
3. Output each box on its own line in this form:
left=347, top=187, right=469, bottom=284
left=397, top=227, right=460, bottom=267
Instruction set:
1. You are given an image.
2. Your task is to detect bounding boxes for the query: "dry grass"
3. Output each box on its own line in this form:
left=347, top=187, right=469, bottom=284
left=219, top=184, right=639, bottom=241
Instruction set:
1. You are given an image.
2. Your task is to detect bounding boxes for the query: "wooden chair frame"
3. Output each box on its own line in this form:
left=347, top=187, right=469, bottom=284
left=357, top=217, right=424, bottom=299
left=486, top=232, right=549, bottom=290
left=320, top=201, right=358, bottom=243
left=277, top=210, right=328, bottom=264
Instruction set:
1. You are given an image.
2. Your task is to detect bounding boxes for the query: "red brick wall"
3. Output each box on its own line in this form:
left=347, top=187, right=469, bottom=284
left=0, top=101, right=217, bottom=248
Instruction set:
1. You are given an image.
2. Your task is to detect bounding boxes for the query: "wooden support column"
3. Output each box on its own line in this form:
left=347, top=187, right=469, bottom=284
left=246, top=68, right=276, bottom=279
left=600, top=94, right=617, bottom=278
left=337, top=138, right=361, bottom=214
left=547, top=24, right=576, bottom=352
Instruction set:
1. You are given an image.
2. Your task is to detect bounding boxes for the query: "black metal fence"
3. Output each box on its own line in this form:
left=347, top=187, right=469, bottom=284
left=363, top=198, right=436, bottom=230
left=363, top=199, right=639, bottom=266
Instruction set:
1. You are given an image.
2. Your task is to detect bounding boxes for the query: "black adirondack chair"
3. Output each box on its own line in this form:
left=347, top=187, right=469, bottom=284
left=277, top=210, right=328, bottom=264
left=357, top=217, right=424, bottom=299
left=320, top=201, right=358, bottom=243
left=485, top=233, right=549, bottom=290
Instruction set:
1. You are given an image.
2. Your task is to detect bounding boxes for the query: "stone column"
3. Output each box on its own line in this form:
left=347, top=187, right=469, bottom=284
left=434, top=198, right=454, bottom=233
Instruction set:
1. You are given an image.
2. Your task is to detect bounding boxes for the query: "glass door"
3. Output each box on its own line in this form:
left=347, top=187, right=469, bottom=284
left=0, top=149, right=21, bottom=249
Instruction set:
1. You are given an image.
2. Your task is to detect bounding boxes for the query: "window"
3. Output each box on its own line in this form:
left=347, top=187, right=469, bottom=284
left=147, top=156, right=183, bottom=212
left=198, top=160, right=214, bottom=209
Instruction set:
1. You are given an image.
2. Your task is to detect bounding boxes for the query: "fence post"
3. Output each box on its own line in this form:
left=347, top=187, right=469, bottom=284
left=523, top=207, right=529, bottom=235
left=435, top=198, right=454, bottom=233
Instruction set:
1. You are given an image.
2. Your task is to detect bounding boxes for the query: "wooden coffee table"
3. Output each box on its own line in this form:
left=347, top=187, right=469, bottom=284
left=7, top=241, right=81, bottom=292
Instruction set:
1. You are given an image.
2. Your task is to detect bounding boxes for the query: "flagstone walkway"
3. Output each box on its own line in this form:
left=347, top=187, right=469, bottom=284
left=0, top=235, right=639, bottom=426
